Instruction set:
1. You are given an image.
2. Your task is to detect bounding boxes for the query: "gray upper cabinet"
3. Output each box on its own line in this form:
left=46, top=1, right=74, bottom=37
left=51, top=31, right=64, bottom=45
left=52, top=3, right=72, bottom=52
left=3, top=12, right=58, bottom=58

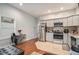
left=67, top=17, right=73, bottom=26
left=40, top=21, right=47, bottom=24
left=47, top=20, right=53, bottom=27
left=53, top=19, right=59, bottom=23
left=67, top=15, right=79, bottom=26
left=72, top=15, right=79, bottom=26
left=59, top=19, right=63, bottom=23
left=41, top=15, right=79, bottom=27
left=63, top=18, right=68, bottom=26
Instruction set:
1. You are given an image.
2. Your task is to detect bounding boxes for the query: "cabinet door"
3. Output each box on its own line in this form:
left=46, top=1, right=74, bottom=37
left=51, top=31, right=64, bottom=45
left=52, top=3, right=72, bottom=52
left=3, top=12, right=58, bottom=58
left=59, top=19, right=63, bottom=23
left=47, top=21, right=50, bottom=27
left=67, top=17, right=73, bottom=26
left=47, top=20, right=53, bottom=27
left=73, top=15, right=79, bottom=26
left=63, top=18, right=68, bottom=26
left=50, top=20, right=54, bottom=27
left=40, top=21, right=47, bottom=23
left=46, top=33, right=53, bottom=42
left=63, top=34, right=69, bottom=44
left=53, top=19, right=59, bottom=23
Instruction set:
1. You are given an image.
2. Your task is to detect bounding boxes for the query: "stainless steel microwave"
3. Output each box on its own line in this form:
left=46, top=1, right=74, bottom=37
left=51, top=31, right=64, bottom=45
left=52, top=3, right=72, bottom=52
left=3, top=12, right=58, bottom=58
left=54, top=22, right=63, bottom=27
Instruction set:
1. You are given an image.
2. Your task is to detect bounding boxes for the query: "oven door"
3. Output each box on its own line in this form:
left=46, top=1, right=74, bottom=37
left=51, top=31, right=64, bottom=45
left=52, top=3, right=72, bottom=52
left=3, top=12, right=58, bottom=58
left=53, top=34, right=63, bottom=39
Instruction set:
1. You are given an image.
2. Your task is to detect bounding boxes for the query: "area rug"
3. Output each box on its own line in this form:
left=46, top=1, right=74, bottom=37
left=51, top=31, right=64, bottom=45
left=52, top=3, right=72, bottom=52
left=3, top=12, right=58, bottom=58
left=35, top=41, right=69, bottom=55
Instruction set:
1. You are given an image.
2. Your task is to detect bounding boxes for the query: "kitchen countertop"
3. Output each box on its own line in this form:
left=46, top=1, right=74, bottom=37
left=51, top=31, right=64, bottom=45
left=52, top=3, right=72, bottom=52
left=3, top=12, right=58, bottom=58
left=70, top=34, right=79, bottom=39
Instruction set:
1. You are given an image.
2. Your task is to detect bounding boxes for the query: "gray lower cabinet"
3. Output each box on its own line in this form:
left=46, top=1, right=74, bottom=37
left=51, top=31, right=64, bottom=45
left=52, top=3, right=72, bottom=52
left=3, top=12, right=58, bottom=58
left=46, top=33, right=53, bottom=42
left=63, top=34, right=69, bottom=44
left=63, top=33, right=71, bottom=48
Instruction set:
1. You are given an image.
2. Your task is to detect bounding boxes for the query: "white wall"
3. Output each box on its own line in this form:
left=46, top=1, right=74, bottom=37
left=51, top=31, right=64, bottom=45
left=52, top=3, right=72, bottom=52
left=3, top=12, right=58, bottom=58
left=40, top=9, right=76, bottom=20
left=0, top=4, right=38, bottom=46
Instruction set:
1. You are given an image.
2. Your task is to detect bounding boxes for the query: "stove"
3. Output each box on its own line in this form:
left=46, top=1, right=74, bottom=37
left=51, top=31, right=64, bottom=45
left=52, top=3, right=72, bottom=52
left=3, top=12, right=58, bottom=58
left=53, top=32, right=63, bottom=39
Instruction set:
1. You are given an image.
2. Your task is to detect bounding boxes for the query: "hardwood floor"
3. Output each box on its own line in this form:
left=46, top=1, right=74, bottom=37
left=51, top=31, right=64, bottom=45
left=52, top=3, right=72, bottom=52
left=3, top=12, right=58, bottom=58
left=16, top=38, right=52, bottom=55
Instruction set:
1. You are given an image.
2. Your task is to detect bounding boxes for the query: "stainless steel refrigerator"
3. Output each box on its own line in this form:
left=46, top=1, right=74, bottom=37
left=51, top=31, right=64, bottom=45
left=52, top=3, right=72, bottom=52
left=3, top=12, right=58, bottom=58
left=39, top=23, right=46, bottom=42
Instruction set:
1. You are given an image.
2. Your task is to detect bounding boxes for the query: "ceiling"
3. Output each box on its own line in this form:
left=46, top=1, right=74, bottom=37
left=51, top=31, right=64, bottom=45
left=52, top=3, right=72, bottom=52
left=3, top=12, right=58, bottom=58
left=10, top=3, right=78, bottom=17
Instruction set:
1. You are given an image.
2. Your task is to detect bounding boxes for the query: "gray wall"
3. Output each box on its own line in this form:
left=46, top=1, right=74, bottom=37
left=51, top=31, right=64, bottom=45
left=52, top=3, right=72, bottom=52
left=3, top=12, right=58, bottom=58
left=0, top=3, right=38, bottom=47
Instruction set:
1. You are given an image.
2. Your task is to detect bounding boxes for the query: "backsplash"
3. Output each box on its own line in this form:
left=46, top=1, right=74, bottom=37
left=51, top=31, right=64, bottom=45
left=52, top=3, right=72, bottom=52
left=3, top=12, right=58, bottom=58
left=64, top=26, right=78, bottom=33
left=46, top=27, right=53, bottom=32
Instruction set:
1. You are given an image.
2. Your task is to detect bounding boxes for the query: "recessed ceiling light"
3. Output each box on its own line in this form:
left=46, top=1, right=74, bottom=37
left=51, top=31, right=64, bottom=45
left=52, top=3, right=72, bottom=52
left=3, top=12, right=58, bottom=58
left=60, top=7, right=64, bottom=10
left=48, top=10, right=52, bottom=13
left=19, top=3, right=23, bottom=6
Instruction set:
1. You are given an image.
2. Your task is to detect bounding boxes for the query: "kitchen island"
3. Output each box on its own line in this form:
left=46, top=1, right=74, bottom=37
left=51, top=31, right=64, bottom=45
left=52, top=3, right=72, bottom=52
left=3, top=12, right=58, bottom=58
left=70, top=34, right=79, bottom=55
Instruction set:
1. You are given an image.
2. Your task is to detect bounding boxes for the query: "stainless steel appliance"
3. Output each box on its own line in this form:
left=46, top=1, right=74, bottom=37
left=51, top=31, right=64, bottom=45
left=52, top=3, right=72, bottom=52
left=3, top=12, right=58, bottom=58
left=39, top=23, right=46, bottom=42
left=53, top=22, right=63, bottom=39
left=53, top=31, right=63, bottom=39
left=54, top=22, right=63, bottom=27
